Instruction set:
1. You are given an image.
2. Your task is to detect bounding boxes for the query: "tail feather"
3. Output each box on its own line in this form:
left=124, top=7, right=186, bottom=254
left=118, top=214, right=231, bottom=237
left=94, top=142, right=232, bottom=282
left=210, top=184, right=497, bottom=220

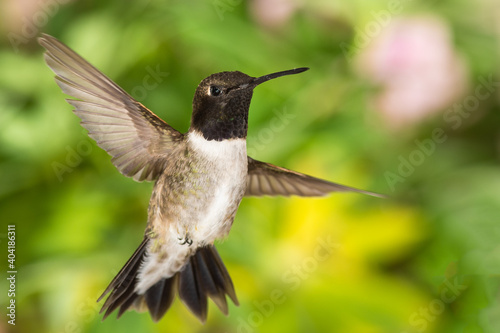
left=202, top=246, right=238, bottom=305
left=179, top=259, right=208, bottom=322
left=98, top=240, right=238, bottom=323
left=193, top=249, right=228, bottom=314
left=98, top=238, right=148, bottom=302
left=98, top=238, right=149, bottom=320
left=102, top=274, right=136, bottom=319
left=116, top=289, right=140, bottom=318
left=144, top=275, right=177, bottom=321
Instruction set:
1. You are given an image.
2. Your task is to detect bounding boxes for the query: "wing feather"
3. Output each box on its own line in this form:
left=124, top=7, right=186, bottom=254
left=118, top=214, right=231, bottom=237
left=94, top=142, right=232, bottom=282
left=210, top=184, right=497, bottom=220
left=39, top=34, right=183, bottom=182
left=245, top=157, right=384, bottom=198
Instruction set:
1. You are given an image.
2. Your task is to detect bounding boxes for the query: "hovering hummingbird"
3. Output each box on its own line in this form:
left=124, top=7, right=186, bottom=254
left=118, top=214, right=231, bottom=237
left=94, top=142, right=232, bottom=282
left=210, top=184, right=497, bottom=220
left=39, top=34, right=382, bottom=323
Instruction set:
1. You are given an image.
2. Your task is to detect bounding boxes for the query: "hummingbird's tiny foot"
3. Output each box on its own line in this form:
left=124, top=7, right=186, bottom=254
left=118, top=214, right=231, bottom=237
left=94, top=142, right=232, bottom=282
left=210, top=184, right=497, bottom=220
left=178, top=235, right=193, bottom=246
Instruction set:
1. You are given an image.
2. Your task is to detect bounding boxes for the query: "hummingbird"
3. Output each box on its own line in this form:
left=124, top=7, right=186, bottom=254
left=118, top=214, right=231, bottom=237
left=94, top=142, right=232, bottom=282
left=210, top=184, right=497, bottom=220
left=39, top=34, right=382, bottom=323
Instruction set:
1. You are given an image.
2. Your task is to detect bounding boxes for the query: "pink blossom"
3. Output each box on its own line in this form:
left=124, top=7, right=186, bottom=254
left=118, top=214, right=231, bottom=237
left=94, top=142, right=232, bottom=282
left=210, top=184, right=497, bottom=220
left=250, top=0, right=299, bottom=28
left=357, top=16, right=468, bottom=128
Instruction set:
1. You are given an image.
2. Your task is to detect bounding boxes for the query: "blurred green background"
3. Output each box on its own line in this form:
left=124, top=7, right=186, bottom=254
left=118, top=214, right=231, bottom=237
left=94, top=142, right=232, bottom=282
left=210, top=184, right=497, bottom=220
left=1, top=0, right=500, bottom=332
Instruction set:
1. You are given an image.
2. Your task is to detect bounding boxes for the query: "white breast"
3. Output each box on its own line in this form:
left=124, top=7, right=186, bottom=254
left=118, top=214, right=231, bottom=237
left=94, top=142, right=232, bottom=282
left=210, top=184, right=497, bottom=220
left=187, top=130, right=247, bottom=161
left=187, top=131, right=248, bottom=241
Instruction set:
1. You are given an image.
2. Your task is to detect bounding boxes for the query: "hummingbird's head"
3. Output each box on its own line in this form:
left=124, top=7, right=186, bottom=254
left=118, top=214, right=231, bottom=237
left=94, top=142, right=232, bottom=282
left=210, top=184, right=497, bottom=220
left=190, top=68, right=309, bottom=141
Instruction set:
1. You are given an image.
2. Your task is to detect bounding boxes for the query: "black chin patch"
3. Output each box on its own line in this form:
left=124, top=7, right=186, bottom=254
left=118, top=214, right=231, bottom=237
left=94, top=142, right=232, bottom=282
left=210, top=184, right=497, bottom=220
left=198, top=115, right=248, bottom=141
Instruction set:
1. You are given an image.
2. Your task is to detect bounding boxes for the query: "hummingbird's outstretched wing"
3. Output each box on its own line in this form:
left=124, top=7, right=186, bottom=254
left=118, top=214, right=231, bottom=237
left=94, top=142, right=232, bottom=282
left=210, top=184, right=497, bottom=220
left=245, top=157, right=384, bottom=198
left=39, top=34, right=183, bottom=182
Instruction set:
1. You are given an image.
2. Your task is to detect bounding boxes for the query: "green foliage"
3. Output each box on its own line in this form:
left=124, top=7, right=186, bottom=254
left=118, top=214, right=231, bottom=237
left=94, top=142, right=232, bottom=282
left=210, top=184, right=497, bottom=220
left=1, top=0, right=499, bottom=332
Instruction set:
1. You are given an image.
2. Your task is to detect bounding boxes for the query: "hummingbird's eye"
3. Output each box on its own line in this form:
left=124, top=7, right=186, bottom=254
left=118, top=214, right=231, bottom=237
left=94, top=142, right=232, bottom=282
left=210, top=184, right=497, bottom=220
left=209, top=85, right=223, bottom=97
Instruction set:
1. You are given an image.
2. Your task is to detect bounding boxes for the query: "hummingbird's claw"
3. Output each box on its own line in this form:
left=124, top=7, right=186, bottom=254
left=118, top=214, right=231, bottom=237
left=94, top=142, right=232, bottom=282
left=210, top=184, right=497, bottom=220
left=178, top=235, right=193, bottom=246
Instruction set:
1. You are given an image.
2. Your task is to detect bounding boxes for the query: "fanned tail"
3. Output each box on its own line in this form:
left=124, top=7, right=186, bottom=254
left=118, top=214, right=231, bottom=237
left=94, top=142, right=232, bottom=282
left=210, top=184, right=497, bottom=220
left=98, top=240, right=239, bottom=323
left=178, top=245, right=239, bottom=321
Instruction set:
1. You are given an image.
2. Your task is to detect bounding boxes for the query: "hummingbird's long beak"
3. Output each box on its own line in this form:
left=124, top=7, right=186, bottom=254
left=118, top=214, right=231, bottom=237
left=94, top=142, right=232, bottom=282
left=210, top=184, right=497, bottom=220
left=251, top=67, right=309, bottom=87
